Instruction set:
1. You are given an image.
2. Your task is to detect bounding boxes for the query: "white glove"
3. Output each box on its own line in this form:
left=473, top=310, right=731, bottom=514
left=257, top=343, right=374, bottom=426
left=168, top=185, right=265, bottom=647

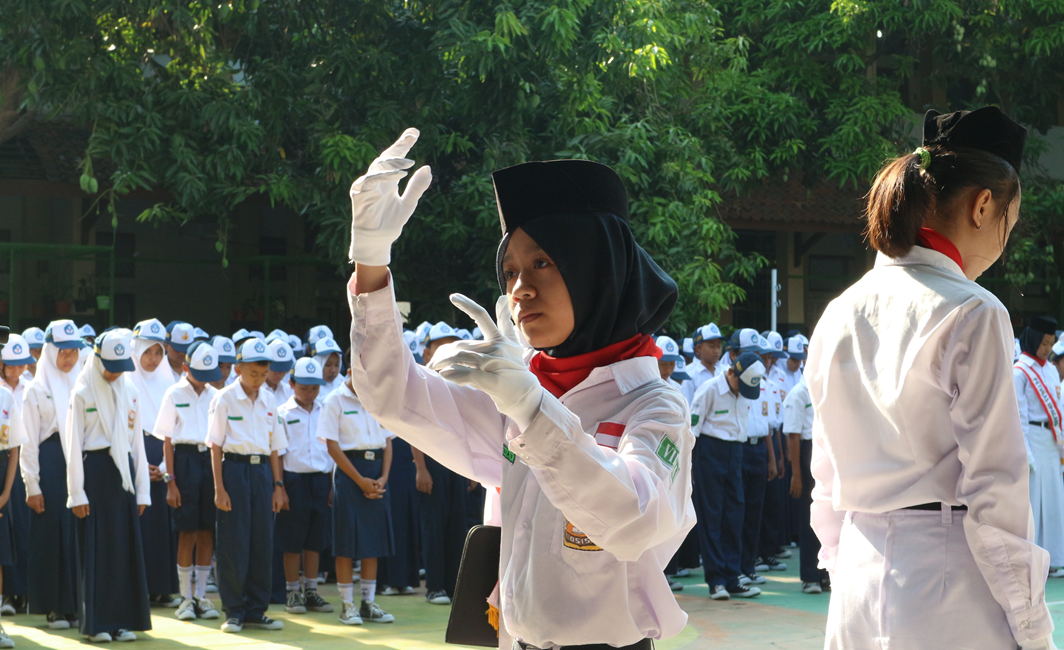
left=349, top=128, right=433, bottom=266
left=427, top=294, right=543, bottom=430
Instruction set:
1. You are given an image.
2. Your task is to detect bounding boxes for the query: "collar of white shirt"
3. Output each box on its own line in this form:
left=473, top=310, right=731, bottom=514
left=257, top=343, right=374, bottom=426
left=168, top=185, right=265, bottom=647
left=566, top=357, right=660, bottom=398
left=874, top=245, right=964, bottom=278
left=712, top=372, right=733, bottom=396
left=233, top=382, right=268, bottom=407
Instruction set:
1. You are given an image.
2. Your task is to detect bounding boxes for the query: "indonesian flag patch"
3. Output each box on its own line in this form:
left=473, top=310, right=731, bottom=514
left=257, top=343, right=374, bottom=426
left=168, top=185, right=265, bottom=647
left=594, top=422, right=625, bottom=450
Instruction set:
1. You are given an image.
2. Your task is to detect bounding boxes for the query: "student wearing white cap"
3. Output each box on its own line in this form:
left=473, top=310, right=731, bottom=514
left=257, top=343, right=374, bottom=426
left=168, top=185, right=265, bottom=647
left=274, top=358, right=335, bottom=617
left=319, top=364, right=397, bottom=625
left=66, top=330, right=153, bottom=642
left=231, top=329, right=255, bottom=348
left=0, top=335, right=35, bottom=613
left=265, top=330, right=288, bottom=345
left=165, top=323, right=197, bottom=384
left=250, top=331, right=266, bottom=342
left=654, top=336, right=684, bottom=389
left=207, top=338, right=288, bottom=633
left=808, top=107, right=1054, bottom=649
left=0, top=334, right=27, bottom=645
left=681, top=324, right=722, bottom=405
left=79, top=324, right=97, bottom=347
left=19, top=320, right=81, bottom=628
left=306, top=326, right=333, bottom=350
left=263, top=340, right=295, bottom=407
left=755, top=331, right=791, bottom=570
left=130, top=319, right=181, bottom=608
left=20, top=329, right=44, bottom=374
left=210, top=336, right=238, bottom=390
left=156, top=342, right=222, bottom=622
left=193, top=328, right=210, bottom=342
left=312, top=338, right=344, bottom=397
left=671, top=357, right=691, bottom=383
left=690, top=351, right=765, bottom=600
left=779, top=374, right=822, bottom=593
left=1048, top=342, right=1064, bottom=393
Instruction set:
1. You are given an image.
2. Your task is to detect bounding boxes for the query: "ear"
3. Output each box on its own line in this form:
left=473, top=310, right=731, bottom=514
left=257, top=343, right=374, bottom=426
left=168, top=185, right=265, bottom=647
left=970, top=188, right=994, bottom=230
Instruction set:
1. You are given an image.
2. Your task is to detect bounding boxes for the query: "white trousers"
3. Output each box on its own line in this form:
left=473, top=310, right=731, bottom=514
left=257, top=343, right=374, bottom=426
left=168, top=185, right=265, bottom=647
left=1029, top=422, right=1064, bottom=566
left=825, top=509, right=1015, bottom=650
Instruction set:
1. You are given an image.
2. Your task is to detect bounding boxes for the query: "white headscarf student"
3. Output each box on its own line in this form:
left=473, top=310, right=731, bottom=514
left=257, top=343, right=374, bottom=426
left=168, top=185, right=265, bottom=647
left=19, top=320, right=82, bottom=627
left=807, top=107, right=1055, bottom=650
left=130, top=318, right=181, bottom=606
left=0, top=334, right=36, bottom=612
left=66, top=330, right=152, bottom=642
left=346, top=130, right=695, bottom=650
left=313, top=338, right=344, bottom=397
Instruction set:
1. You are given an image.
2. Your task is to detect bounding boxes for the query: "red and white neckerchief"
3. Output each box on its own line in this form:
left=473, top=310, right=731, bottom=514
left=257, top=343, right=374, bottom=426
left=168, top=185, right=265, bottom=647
left=1016, top=353, right=1063, bottom=442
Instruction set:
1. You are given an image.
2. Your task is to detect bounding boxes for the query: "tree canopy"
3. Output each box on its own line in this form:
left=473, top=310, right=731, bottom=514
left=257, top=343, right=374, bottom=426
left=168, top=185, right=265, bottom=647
left=3, top=0, right=1063, bottom=327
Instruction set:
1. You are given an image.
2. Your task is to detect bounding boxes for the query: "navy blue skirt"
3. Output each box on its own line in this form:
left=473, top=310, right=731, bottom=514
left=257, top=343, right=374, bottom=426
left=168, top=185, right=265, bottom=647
left=6, top=466, right=29, bottom=596
left=27, top=433, right=79, bottom=615
left=139, top=433, right=178, bottom=595
left=76, top=451, right=152, bottom=635
left=0, top=454, right=17, bottom=567
left=333, top=450, right=394, bottom=560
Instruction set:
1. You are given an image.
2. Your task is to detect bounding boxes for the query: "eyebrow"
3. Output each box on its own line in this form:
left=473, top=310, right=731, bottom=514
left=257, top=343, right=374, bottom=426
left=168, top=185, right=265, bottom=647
left=501, top=245, right=547, bottom=265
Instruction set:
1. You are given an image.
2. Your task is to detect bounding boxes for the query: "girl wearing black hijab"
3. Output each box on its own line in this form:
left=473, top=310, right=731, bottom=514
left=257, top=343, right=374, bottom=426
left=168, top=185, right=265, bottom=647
left=1014, top=315, right=1064, bottom=575
left=346, top=130, right=695, bottom=650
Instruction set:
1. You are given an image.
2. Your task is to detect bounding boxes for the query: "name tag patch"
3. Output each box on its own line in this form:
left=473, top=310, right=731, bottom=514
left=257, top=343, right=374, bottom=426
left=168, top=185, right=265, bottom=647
left=287, top=419, right=300, bottom=425
left=175, top=403, right=190, bottom=408
left=365, top=450, right=375, bottom=461
left=563, top=519, right=602, bottom=552
left=343, top=410, right=359, bottom=415
left=228, top=416, right=243, bottom=421
left=714, top=409, right=729, bottom=415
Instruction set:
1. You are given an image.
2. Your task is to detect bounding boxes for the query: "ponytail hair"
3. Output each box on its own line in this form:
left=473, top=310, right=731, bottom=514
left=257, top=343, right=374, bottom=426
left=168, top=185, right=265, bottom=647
left=864, top=145, right=1021, bottom=258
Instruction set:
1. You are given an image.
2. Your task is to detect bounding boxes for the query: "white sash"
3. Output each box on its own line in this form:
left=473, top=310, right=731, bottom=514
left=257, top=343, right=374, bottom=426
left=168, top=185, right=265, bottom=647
left=1016, top=354, right=1063, bottom=444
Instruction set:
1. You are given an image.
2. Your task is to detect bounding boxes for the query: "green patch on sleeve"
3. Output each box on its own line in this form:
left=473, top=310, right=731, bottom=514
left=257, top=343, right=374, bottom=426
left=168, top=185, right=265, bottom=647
left=227, top=416, right=243, bottom=421
left=85, top=407, right=97, bottom=413
left=502, top=444, right=516, bottom=464
left=691, top=414, right=699, bottom=427
left=343, top=410, right=359, bottom=415
left=655, top=436, right=681, bottom=482
left=805, top=403, right=813, bottom=408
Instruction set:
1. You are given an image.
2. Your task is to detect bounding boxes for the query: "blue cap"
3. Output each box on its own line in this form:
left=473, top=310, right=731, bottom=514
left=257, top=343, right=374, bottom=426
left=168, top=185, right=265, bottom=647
left=267, top=339, right=295, bottom=373
left=313, top=338, right=342, bottom=357
left=671, top=357, right=692, bottom=382
left=95, top=331, right=136, bottom=373
left=186, top=341, right=223, bottom=383
left=45, top=320, right=86, bottom=350
left=2, top=335, right=36, bottom=365
left=732, top=352, right=767, bottom=400
left=231, top=328, right=254, bottom=346
left=22, top=327, right=45, bottom=349
left=168, top=323, right=196, bottom=353
left=693, top=324, right=722, bottom=345
left=210, top=336, right=238, bottom=364
left=785, top=337, right=807, bottom=361
left=79, top=324, right=97, bottom=339
left=193, top=327, right=210, bottom=341
left=236, top=338, right=271, bottom=363
left=655, top=336, right=684, bottom=363
left=133, top=318, right=166, bottom=342
left=290, top=357, right=327, bottom=386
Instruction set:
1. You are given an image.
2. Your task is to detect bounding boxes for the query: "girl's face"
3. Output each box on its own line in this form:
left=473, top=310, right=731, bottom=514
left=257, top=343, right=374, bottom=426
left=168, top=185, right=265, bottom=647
left=1037, top=333, right=1056, bottom=361
left=56, top=348, right=80, bottom=373
left=322, top=353, right=340, bottom=382
left=502, top=228, right=575, bottom=350
left=139, top=344, right=165, bottom=372
left=1, top=364, right=26, bottom=387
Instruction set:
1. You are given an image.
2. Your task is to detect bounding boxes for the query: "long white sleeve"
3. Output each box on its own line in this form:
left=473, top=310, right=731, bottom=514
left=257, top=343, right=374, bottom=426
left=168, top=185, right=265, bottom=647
left=19, top=388, right=44, bottom=497
left=131, top=407, right=150, bottom=506
left=1015, top=369, right=1035, bottom=466
left=347, top=275, right=507, bottom=488
left=64, top=393, right=88, bottom=508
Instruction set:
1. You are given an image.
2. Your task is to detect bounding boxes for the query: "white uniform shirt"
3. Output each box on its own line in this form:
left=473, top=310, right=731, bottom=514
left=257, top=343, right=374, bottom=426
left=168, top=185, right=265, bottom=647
left=206, top=381, right=288, bottom=455
left=680, top=358, right=716, bottom=405
left=264, top=380, right=293, bottom=408
left=748, top=364, right=781, bottom=439
left=318, top=383, right=392, bottom=451
left=278, top=397, right=333, bottom=473
left=0, top=381, right=27, bottom=452
left=20, top=380, right=62, bottom=497
left=774, top=365, right=803, bottom=403
left=1014, top=354, right=1062, bottom=466
left=781, top=376, right=812, bottom=440
left=348, top=277, right=695, bottom=649
left=66, top=383, right=151, bottom=506
left=806, top=246, right=1054, bottom=645
left=0, top=389, right=27, bottom=451
left=764, top=364, right=785, bottom=430
left=690, top=372, right=750, bottom=442
left=154, top=378, right=217, bottom=446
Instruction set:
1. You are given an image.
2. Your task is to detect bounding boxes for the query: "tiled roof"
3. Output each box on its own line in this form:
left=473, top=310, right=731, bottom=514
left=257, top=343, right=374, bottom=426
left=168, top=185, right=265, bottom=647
left=716, top=172, right=867, bottom=232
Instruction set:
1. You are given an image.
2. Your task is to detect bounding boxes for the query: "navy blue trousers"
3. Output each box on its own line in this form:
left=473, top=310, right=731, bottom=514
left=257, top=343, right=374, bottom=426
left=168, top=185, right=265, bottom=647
left=740, top=437, right=768, bottom=576
left=140, top=434, right=178, bottom=596
left=798, top=439, right=826, bottom=583
left=759, top=432, right=785, bottom=559
left=216, top=461, right=273, bottom=621
left=692, top=436, right=744, bottom=590
left=419, top=456, right=466, bottom=596
left=379, top=439, right=420, bottom=590
left=6, top=469, right=29, bottom=597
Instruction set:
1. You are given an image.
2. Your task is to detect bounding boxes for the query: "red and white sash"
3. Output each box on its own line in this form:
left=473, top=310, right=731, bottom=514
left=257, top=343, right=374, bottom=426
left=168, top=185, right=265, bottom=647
left=1016, top=353, right=1063, bottom=443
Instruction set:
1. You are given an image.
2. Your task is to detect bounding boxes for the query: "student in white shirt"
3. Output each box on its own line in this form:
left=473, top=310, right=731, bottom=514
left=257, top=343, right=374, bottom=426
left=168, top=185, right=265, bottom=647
left=312, top=338, right=344, bottom=397
left=0, top=339, right=27, bottom=648
left=65, top=330, right=152, bottom=642
left=157, top=342, right=222, bottom=621
left=320, top=367, right=396, bottom=626
left=263, top=340, right=295, bottom=407
left=207, top=339, right=288, bottom=633
left=0, top=335, right=34, bottom=616
left=782, top=375, right=823, bottom=593
left=209, top=336, right=237, bottom=391
left=1049, top=342, right=1064, bottom=395
left=20, top=320, right=81, bottom=629
left=129, top=318, right=181, bottom=608
left=275, top=358, right=335, bottom=617
left=681, top=324, right=723, bottom=405
left=1014, top=315, right=1064, bottom=575
left=164, top=323, right=196, bottom=384
left=690, top=352, right=766, bottom=600
left=348, top=132, right=694, bottom=649
left=20, top=329, right=44, bottom=379
left=807, top=107, right=1054, bottom=650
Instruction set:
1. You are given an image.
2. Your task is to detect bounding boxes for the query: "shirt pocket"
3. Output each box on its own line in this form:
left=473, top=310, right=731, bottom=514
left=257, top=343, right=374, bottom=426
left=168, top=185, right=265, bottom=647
left=548, top=511, right=621, bottom=576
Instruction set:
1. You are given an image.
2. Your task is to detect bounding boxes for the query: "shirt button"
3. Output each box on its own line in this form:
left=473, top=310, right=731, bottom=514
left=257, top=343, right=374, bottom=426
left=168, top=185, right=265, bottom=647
left=522, top=521, right=531, bottom=529
left=1020, top=621, right=1030, bottom=629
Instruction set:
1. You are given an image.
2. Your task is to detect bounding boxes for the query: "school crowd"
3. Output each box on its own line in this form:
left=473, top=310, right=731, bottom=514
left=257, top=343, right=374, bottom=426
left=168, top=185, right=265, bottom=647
left=0, top=318, right=490, bottom=645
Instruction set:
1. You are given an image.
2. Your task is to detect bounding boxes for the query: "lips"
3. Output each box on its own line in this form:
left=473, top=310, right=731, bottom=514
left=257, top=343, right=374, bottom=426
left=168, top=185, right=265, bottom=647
left=518, top=312, right=541, bottom=325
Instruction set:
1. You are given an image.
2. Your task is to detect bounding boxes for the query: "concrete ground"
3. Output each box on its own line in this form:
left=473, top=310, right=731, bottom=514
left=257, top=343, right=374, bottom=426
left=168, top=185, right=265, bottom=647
left=4, top=559, right=1064, bottom=649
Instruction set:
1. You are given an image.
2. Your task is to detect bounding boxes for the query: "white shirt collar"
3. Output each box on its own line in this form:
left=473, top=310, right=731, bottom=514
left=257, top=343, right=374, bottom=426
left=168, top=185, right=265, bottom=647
left=712, top=372, right=733, bottom=396
left=566, top=357, right=661, bottom=397
left=875, top=245, right=965, bottom=279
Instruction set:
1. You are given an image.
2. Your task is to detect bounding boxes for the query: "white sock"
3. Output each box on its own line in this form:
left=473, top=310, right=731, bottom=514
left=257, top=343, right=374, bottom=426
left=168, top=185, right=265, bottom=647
left=361, top=580, right=376, bottom=603
left=286, top=581, right=301, bottom=592
left=302, top=576, right=317, bottom=592
left=338, top=583, right=354, bottom=604
left=178, top=566, right=193, bottom=600
left=194, top=565, right=211, bottom=600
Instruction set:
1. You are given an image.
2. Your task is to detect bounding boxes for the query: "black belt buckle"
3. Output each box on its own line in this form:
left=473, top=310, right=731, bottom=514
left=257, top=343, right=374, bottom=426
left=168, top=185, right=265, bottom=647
left=904, top=502, right=968, bottom=512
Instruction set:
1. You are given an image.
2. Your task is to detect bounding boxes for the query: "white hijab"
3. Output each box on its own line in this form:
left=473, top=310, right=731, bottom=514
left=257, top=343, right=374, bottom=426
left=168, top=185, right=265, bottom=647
left=70, top=353, right=137, bottom=495
left=129, top=338, right=173, bottom=435
left=29, top=343, right=80, bottom=439
left=314, top=351, right=342, bottom=395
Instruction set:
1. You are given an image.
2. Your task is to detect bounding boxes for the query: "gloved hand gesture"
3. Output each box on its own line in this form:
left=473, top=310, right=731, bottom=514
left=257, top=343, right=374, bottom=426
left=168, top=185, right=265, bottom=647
left=349, top=128, right=433, bottom=266
left=428, top=295, right=543, bottom=430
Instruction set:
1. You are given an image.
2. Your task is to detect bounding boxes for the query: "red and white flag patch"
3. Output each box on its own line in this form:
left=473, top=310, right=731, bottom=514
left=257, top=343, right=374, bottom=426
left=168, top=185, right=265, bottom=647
left=594, top=422, right=625, bottom=450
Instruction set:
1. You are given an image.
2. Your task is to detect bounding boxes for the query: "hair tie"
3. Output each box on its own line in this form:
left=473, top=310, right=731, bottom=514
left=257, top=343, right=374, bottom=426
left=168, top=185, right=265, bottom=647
left=913, top=146, right=931, bottom=171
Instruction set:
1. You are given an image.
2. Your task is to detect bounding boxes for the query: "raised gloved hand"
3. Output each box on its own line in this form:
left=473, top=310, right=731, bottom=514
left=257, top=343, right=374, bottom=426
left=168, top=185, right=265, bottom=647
left=349, top=128, right=433, bottom=266
left=427, top=295, right=543, bottom=430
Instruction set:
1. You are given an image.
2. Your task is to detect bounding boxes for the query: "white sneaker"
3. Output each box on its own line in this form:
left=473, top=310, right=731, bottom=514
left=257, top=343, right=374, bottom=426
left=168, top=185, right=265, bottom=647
left=242, top=616, right=283, bottom=630
left=339, top=601, right=363, bottom=625
left=86, top=632, right=112, bottom=643
left=360, top=600, right=394, bottom=624
left=709, top=585, right=730, bottom=600
left=221, top=618, right=242, bottom=633
left=46, top=613, right=70, bottom=630
left=194, top=596, right=220, bottom=620
left=0, top=598, right=14, bottom=616
left=802, top=582, right=823, bottom=594
left=729, top=585, right=761, bottom=598
left=741, top=573, right=767, bottom=585
left=1049, top=567, right=1064, bottom=578
left=113, top=630, right=136, bottom=642
left=175, top=598, right=197, bottom=621
left=674, top=568, right=692, bottom=578
left=0, top=625, right=13, bottom=648
left=775, top=548, right=793, bottom=559
left=426, top=590, right=451, bottom=605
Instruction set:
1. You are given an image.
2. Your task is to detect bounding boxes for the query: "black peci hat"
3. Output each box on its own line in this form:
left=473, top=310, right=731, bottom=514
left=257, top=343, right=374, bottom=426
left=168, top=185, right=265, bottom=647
left=922, top=107, right=1027, bottom=171
left=491, top=160, right=629, bottom=236
left=1029, top=315, right=1059, bottom=336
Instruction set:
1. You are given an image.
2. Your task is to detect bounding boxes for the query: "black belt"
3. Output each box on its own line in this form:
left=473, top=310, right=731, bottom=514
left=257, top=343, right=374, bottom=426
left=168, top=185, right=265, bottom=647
left=904, top=502, right=967, bottom=512
left=175, top=443, right=209, bottom=452
left=83, top=448, right=115, bottom=457
left=1030, top=421, right=1051, bottom=428
left=517, top=641, right=652, bottom=650
left=224, top=452, right=267, bottom=465
left=746, top=436, right=766, bottom=445
left=345, top=449, right=383, bottom=461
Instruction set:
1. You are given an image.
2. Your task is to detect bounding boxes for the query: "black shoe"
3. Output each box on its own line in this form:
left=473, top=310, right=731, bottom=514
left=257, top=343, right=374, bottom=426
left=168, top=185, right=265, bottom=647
left=727, top=585, right=762, bottom=598
left=242, top=615, right=283, bottom=630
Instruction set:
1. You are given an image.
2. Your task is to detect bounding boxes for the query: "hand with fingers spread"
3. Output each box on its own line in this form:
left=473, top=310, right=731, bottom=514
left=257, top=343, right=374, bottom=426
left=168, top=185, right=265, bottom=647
left=349, top=128, right=433, bottom=266
left=428, top=294, right=544, bottom=430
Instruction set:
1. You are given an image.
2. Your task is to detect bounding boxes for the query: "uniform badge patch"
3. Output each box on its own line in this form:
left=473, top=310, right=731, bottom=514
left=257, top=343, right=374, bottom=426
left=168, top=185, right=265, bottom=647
left=656, top=436, right=680, bottom=482
left=562, top=519, right=602, bottom=551
left=502, top=444, right=515, bottom=465
left=0, top=425, right=9, bottom=446
left=365, top=450, right=375, bottom=461
left=691, top=414, right=699, bottom=426
left=762, top=402, right=769, bottom=416
left=127, top=409, right=136, bottom=430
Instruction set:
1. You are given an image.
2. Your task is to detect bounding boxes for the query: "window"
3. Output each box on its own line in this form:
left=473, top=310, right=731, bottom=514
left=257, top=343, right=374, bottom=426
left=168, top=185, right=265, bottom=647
left=95, top=231, right=135, bottom=279
left=807, top=256, right=850, bottom=294
left=250, top=236, right=287, bottom=281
